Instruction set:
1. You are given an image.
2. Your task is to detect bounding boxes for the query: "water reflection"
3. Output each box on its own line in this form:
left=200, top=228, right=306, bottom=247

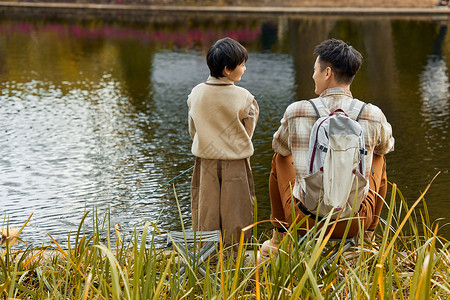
left=0, top=13, right=449, bottom=245
left=420, top=19, right=450, bottom=127
left=418, top=19, right=450, bottom=224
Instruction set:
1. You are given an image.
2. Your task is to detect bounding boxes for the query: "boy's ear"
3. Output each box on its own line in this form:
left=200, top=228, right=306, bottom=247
left=222, top=66, right=231, bottom=77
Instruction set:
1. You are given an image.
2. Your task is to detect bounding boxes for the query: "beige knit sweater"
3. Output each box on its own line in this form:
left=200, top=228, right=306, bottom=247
left=187, top=76, right=259, bottom=160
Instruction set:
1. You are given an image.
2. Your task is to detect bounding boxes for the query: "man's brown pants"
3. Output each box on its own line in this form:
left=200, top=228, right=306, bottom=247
left=269, top=153, right=387, bottom=238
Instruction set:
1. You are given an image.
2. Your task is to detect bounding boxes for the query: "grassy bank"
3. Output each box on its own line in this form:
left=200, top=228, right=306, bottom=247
left=1, top=177, right=449, bottom=299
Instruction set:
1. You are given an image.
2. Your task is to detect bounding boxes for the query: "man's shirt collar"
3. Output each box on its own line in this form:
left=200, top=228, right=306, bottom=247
left=319, top=87, right=353, bottom=98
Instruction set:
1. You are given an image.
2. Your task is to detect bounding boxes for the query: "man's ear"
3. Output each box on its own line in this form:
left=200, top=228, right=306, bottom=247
left=325, top=66, right=332, bottom=80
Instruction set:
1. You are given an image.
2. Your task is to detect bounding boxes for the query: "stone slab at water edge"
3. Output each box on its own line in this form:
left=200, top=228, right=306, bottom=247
left=0, top=0, right=440, bottom=8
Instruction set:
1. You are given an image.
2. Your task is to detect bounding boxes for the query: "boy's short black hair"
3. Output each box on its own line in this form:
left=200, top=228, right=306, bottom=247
left=207, top=37, right=248, bottom=78
left=314, top=38, right=363, bottom=84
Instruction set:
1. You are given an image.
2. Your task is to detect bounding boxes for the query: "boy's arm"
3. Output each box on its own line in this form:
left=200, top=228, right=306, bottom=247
left=187, top=97, right=196, bottom=140
left=272, top=111, right=291, bottom=156
left=242, top=98, right=259, bottom=138
left=188, top=114, right=196, bottom=140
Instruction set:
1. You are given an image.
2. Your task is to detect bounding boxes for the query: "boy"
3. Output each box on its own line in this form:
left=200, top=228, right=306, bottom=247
left=187, top=37, right=259, bottom=247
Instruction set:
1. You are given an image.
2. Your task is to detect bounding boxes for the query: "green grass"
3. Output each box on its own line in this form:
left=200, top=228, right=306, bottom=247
left=1, top=177, right=449, bottom=299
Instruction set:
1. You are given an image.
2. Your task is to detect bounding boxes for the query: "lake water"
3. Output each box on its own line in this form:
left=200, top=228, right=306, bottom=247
left=1, top=10, right=449, bottom=246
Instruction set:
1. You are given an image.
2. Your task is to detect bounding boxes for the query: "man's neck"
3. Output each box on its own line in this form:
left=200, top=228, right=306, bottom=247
left=328, top=83, right=351, bottom=91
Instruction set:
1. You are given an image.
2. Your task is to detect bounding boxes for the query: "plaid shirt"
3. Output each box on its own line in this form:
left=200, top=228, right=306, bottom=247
left=272, top=88, right=395, bottom=201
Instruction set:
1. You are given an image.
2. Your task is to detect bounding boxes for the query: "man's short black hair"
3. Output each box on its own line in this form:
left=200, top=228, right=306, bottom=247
left=207, top=37, right=248, bottom=78
left=314, top=39, right=363, bottom=84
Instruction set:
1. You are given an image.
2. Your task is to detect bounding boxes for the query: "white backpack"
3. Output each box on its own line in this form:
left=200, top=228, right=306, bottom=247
left=301, top=98, right=368, bottom=219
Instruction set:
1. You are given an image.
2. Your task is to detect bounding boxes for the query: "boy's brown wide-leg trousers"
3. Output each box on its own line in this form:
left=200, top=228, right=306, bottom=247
left=191, top=157, right=255, bottom=247
left=269, top=153, right=387, bottom=238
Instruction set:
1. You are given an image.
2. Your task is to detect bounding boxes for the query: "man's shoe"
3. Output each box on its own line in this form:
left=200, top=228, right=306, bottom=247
left=260, top=238, right=278, bottom=257
left=364, top=230, right=374, bottom=242
left=260, top=229, right=285, bottom=258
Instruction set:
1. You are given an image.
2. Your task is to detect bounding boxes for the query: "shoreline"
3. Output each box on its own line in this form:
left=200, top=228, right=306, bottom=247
left=1, top=2, right=450, bottom=16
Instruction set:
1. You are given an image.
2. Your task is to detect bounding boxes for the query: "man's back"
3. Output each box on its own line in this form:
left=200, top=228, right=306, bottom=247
left=272, top=87, right=394, bottom=203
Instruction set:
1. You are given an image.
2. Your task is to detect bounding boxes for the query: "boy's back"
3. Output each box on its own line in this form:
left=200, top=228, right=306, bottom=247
left=188, top=75, right=257, bottom=160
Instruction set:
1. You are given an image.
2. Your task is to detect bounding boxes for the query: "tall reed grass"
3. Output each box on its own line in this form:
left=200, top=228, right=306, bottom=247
left=1, top=177, right=449, bottom=299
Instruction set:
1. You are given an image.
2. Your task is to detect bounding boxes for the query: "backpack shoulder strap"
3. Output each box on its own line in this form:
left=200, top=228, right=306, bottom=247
left=347, top=99, right=366, bottom=121
left=308, top=99, right=320, bottom=118
left=356, top=103, right=366, bottom=121
left=309, top=97, right=330, bottom=118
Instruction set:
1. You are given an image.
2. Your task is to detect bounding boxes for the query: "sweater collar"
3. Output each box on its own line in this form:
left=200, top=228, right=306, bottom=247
left=319, top=87, right=353, bottom=98
left=206, top=75, right=234, bottom=85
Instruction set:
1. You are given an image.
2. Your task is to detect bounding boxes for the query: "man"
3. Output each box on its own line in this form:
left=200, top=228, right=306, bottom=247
left=262, top=39, right=394, bottom=255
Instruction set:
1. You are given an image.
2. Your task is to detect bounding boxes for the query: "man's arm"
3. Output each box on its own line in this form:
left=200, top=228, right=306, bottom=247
left=272, top=111, right=291, bottom=156
left=374, top=111, right=395, bottom=155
